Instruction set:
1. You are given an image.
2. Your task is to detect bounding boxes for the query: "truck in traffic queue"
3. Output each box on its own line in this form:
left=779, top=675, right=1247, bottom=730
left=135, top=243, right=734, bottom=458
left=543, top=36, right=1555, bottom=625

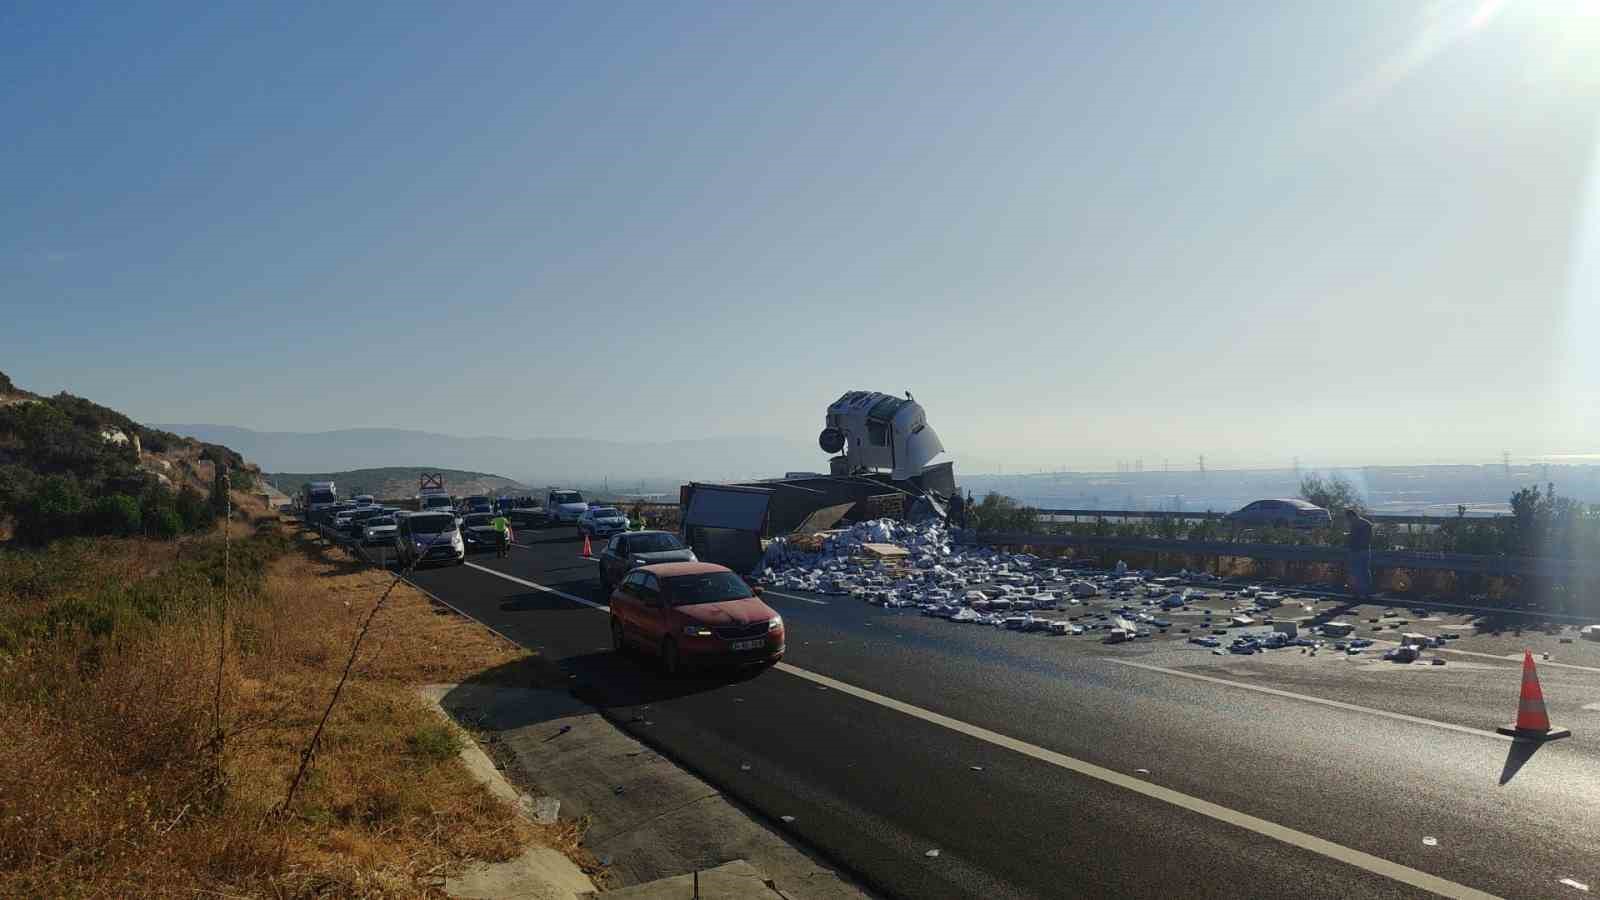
left=301, top=481, right=337, bottom=526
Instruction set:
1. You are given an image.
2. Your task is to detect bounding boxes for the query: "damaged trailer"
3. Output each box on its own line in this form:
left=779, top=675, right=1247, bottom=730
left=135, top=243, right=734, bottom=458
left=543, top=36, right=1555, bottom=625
left=679, top=390, right=960, bottom=570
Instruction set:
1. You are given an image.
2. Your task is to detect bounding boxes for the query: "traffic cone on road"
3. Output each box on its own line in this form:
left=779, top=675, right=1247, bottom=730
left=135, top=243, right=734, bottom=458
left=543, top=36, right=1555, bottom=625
left=581, top=533, right=593, bottom=558
left=1497, top=650, right=1571, bottom=741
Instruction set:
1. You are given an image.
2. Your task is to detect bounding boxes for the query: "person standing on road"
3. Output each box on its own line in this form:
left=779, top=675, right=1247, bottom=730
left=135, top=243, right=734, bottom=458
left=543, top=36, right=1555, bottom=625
left=491, top=513, right=513, bottom=558
left=1345, top=508, right=1374, bottom=599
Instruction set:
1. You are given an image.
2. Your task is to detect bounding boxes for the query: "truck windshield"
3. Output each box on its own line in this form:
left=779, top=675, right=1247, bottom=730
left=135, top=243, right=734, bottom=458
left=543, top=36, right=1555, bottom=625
left=553, top=492, right=582, bottom=504
left=663, top=572, right=751, bottom=606
left=423, top=496, right=452, bottom=508
left=309, top=490, right=334, bottom=504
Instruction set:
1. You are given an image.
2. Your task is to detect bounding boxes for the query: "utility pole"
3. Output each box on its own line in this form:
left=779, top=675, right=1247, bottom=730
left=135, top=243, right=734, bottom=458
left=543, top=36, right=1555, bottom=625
left=1502, top=450, right=1511, bottom=477
left=1198, top=455, right=1206, bottom=478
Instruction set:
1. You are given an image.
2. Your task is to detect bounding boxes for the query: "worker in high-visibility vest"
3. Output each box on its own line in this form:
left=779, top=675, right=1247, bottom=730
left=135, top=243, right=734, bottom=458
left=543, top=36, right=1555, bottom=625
left=490, top=514, right=513, bottom=558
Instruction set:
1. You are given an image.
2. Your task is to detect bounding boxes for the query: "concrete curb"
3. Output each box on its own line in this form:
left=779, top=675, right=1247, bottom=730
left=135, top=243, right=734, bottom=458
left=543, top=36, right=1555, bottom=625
left=416, top=685, right=598, bottom=900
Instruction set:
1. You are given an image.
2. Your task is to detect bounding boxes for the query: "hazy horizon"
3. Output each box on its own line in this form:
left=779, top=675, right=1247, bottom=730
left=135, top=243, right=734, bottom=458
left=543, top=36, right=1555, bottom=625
left=157, top=419, right=1597, bottom=478
left=7, top=2, right=1600, bottom=466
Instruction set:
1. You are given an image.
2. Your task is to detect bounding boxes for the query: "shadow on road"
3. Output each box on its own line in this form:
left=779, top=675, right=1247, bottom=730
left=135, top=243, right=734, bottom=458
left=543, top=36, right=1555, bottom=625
left=516, top=527, right=584, bottom=547
left=443, top=646, right=759, bottom=733
left=1498, top=740, right=1543, bottom=785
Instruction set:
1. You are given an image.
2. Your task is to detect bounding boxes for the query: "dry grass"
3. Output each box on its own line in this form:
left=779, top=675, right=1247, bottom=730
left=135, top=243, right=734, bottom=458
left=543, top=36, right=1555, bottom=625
left=0, top=505, right=586, bottom=897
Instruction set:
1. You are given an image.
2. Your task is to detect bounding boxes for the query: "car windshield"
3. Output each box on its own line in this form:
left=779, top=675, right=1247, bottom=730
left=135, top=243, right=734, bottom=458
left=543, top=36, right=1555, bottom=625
left=368, top=517, right=394, bottom=528
left=591, top=508, right=621, bottom=517
left=463, top=514, right=494, bottom=527
left=553, top=492, right=582, bottom=504
left=662, top=572, right=751, bottom=607
left=629, top=533, right=683, bottom=553
left=423, top=496, right=452, bottom=508
left=408, top=515, right=455, bottom=535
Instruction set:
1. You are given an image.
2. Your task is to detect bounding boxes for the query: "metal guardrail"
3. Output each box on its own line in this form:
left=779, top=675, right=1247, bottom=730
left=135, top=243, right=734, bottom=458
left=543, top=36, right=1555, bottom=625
left=975, top=531, right=1600, bottom=580
left=1033, top=508, right=1495, bottom=526
left=592, top=502, right=1477, bottom=527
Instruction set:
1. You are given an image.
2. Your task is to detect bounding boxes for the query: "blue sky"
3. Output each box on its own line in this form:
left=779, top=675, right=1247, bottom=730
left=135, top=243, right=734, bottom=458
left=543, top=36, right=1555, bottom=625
left=5, top=1, right=1600, bottom=469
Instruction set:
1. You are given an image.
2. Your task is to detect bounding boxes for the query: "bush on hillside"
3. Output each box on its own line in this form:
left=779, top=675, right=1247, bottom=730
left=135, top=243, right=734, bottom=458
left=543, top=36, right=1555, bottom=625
left=13, top=475, right=87, bottom=544
left=175, top=484, right=212, bottom=532
left=147, top=506, right=183, bottom=539
left=84, top=494, right=142, bottom=536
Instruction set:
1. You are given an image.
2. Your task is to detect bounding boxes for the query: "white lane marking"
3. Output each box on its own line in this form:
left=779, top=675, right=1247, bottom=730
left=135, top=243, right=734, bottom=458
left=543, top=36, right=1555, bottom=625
left=465, top=562, right=608, bottom=611
left=1113, top=660, right=1512, bottom=742
left=773, top=661, right=1502, bottom=900
left=460, top=562, right=1501, bottom=898
left=762, top=589, right=829, bottom=606
left=1433, top=647, right=1600, bottom=675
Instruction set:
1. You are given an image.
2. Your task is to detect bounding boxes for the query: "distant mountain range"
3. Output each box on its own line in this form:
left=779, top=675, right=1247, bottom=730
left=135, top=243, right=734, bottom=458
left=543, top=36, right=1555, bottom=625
left=158, top=424, right=819, bottom=487
left=263, top=467, right=526, bottom=501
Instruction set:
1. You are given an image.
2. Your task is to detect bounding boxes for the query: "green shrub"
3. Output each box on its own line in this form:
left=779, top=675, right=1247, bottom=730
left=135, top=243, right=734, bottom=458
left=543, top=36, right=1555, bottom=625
left=175, top=485, right=212, bottom=532
left=84, top=494, right=142, bottom=536
left=14, top=475, right=87, bottom=543
left=147, top=506, right=182, bottom=539
left=44, top=598, right=120, bottom=638
left=405, top=724, right=462, bottom=765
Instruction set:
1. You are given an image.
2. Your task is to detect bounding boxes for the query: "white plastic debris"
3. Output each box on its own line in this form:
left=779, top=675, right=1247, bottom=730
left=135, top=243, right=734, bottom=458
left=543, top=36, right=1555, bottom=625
left=780, top=815, right=796, bottom=823
left=925, top=849, right=941, bottom=858
left=1422, top=836, right=1438, bottom=847
left=1560, top=877, right=1590, bottom=892
left=529, top=796, right=560, bottom=824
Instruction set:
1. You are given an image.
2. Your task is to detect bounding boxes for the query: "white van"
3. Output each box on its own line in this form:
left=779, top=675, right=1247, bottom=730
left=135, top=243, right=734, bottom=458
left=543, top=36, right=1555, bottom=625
left=546, top=488, right=588, bottom=524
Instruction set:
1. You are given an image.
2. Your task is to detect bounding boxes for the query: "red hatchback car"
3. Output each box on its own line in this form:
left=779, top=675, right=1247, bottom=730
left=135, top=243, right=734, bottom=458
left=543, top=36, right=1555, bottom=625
left=608, top=562, right=785, bottom=674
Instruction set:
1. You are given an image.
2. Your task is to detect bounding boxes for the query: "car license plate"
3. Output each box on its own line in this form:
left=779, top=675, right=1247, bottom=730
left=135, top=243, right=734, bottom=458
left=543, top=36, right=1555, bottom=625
left=730, top=638, right=765, bottom=651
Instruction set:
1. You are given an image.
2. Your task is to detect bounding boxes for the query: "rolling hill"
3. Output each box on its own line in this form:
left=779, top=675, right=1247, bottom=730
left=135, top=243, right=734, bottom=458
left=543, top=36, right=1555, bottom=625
left=159, top=424, right=817, bottom=485
left=264, top=467, right=527, bottom=502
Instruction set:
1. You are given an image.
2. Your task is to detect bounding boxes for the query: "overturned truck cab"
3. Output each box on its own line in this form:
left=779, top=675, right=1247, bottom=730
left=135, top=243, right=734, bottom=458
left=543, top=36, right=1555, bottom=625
left=819, top=390, right=945, bottom=482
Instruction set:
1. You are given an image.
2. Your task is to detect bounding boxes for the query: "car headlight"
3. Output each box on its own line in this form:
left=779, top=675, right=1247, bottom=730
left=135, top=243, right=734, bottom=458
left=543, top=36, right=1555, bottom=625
left=686, top=551, right=697, bottom=561
left=767, top=615, right=783, bottom=632
left=682, top=625, right=713, bottom=637
left=631, top=557, right=647, bottom=567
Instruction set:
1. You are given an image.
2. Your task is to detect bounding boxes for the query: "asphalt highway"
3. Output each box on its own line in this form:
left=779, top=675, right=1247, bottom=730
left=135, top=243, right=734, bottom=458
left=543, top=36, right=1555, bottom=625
left=399, top=526, right=1600, bottom=899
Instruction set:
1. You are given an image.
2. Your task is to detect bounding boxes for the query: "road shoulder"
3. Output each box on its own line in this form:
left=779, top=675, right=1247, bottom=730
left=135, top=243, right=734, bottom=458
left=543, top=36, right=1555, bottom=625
left=427, top=680, right=870, bottom=900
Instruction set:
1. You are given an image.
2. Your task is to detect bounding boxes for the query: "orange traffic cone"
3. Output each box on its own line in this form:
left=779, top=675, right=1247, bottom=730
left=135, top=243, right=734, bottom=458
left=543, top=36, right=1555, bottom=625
left=581, top=533, right=593, bottom=558
left=1497, top=650, right=1571, bottom=741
